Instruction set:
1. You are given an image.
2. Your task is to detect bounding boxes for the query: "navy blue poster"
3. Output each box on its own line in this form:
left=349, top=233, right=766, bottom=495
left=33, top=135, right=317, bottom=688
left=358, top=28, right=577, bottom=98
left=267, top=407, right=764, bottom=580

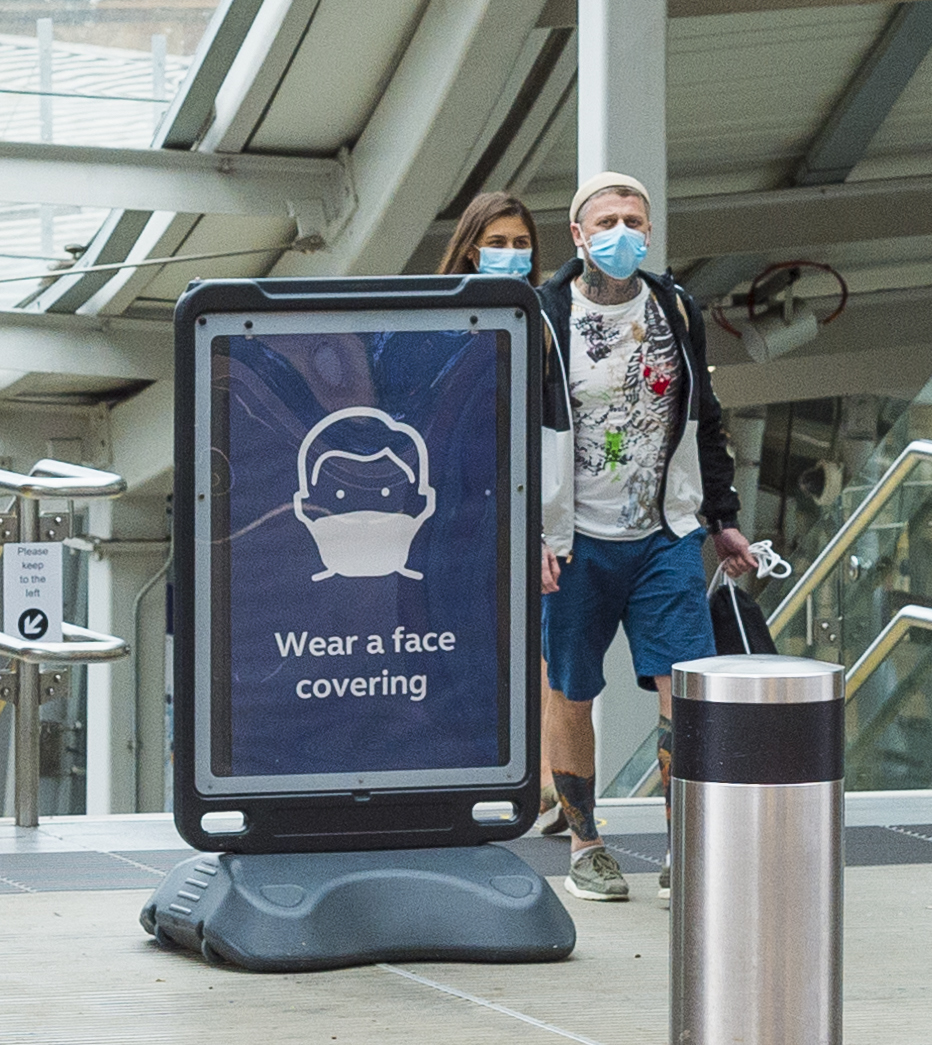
left=211, top=327, right=508, bottom=777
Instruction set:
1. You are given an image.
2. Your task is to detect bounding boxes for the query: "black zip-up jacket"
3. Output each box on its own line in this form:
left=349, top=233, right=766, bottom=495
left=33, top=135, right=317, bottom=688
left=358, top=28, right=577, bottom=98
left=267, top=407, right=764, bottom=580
left=537, top=258, right=741, bottom=555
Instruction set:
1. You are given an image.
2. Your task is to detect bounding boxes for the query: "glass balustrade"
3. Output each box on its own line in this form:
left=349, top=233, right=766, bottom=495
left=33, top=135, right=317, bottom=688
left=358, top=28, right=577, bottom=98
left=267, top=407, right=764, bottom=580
left=601, top=727, right=660, bottom=799
left=845, top=627, right=932, bottom=791
left=756, top=384, right=932, bottom=791
left=608, top=379, right=932, bottom=798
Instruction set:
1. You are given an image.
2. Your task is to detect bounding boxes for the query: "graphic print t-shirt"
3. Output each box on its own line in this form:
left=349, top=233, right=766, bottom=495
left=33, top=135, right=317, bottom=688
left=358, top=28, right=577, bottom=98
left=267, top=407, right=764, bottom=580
left=569, top=280, right=681, bottom=539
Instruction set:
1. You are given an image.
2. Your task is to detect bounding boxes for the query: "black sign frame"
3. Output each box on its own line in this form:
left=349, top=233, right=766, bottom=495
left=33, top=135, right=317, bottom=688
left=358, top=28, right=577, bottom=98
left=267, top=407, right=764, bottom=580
left=173, top=275, right=541, bottom=853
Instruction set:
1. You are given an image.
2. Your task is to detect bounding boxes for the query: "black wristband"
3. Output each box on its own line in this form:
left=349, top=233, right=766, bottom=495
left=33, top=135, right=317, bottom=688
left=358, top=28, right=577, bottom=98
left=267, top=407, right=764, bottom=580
left=707, top=518, right=737, bottom=535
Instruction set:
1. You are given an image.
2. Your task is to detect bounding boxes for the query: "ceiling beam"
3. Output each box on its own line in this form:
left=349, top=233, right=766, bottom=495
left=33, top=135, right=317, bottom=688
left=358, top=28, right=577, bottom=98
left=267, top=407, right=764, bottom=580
left=711, top=343, right=932, bottom=409
left=670, top=0, right=931, bottom=16
left=271, top=0, right=549, bottom=279
left=25, top=0, right=288, bottom=316
left=76, top=214, right=206, bottom=319
left=0, top=141, right=350, bottom=230
left=31, top=210, right=153, bottom=316
left=538, top=0, right=930, bottom=24
left=682, top=254, right=766, bottom=307
left=196, top=0, right=326, bottom=154
left=796, top=2, right=932, bottom=185
left=669, top=175, right=932, bottom=260
left=0, top=312, right=171, bottom=382
left=441, top=26, right=577, bottom=215
left=684, top=3, right=932, bottom=301
left=156, top=0, right=266, bottom=150
left=28, top=0, right=328, bottom=320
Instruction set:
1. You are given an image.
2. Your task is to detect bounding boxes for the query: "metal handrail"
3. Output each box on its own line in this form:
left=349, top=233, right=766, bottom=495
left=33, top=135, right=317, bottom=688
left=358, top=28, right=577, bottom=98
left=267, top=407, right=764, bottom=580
left=0, top=459, right=126, bottom=500
left=845, top=604, right=932, bottom=701
left=0, top=622, right=129, bottom=665
left=767, top=439, right=932, bottom=638
left=1, top=458, right=129, bottom=828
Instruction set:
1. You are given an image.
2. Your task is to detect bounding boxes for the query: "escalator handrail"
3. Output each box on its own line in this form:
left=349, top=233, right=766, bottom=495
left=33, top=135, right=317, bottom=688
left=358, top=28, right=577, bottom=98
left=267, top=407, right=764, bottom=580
left=767, top=439, right=932, bottom=638
left=845, top=604, right=932, bottom=701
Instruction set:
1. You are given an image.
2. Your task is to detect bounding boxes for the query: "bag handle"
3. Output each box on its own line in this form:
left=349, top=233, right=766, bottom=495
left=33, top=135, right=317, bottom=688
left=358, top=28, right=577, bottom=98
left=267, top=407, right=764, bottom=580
left=707, top=539, right=792, bottom=597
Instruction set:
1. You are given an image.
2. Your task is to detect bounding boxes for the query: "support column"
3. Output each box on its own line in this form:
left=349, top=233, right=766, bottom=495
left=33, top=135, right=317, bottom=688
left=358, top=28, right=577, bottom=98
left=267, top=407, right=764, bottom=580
left=729, top=407, right=767, bottom=543
left=37, top=17, right=55, bottom=258
left=85, top=499, right=114, bottom=814
left=579, top=1, right=669, bottom=804
left=577, top=0, right=667, bottom=271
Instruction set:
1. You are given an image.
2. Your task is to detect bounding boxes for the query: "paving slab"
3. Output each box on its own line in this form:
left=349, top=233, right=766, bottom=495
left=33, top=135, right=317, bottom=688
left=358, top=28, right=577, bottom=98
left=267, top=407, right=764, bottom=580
left=0, top=864, right=929, bottom=1045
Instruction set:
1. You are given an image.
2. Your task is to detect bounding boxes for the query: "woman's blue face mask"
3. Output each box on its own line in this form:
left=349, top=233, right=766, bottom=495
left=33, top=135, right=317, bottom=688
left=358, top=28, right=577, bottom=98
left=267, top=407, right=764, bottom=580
left=477, top=246, right=533, bottom=277
left=586, top=223, right=648, bottom=280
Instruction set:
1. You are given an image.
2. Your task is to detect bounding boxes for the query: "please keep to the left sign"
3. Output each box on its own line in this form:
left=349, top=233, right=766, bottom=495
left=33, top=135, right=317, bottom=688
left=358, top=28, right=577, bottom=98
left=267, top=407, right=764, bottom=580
left=3, top=542, right=63, bottom=643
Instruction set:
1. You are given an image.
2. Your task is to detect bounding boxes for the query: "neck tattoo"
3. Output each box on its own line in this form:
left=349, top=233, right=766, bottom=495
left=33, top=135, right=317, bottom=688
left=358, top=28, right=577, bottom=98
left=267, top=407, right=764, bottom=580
left=576, top=263, right=640, bottom=306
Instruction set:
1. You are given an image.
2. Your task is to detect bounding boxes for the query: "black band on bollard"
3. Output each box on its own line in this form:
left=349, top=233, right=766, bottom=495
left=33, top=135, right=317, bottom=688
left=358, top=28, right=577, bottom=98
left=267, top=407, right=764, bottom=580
left=672, top=697, right=844, bottom=784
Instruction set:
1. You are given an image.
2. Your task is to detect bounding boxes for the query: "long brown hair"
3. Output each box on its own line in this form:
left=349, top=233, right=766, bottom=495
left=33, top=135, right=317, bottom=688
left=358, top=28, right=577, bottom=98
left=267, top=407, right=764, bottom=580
left=437, top=191, right=541, bottom=286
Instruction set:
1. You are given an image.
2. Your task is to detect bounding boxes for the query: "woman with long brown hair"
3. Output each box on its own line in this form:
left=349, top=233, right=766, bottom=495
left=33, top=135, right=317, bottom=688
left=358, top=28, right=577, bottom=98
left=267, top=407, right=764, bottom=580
left=439, top=191, right=565, bottom=835
left=438, top=191, right=541, bottom=285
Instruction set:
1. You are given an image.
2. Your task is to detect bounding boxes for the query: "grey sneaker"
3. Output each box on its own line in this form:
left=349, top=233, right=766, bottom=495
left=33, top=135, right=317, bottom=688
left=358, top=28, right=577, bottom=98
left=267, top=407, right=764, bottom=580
left=537, top=784, right=568, bottom=835
left=564, top=846, right=629, bottom=901
left=658, top=853, right=671, bottom=904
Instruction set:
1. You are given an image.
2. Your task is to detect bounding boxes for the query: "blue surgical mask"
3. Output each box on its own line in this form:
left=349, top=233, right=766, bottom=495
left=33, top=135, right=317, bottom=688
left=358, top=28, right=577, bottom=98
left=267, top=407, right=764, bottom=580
left=586, top=224, right=648, bottom=280
left=477, top=246, right=533, bottom=277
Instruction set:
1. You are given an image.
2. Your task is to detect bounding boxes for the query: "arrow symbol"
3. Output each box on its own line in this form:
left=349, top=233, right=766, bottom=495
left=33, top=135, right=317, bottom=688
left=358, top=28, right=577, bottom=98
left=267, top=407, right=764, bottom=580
left=18, top=609, right=49, bottom=640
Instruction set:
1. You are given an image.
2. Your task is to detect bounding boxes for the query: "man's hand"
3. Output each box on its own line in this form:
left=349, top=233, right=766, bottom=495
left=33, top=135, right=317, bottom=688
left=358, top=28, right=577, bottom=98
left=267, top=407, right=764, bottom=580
left=542, top=543, right=561, bottom=594
left=712, top=527, right=758, bottom=578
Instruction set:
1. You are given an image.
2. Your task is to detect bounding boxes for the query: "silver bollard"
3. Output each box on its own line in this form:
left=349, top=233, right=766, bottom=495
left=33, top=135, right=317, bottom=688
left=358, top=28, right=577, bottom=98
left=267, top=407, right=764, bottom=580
left=670, top=654, right=845, bottom=1045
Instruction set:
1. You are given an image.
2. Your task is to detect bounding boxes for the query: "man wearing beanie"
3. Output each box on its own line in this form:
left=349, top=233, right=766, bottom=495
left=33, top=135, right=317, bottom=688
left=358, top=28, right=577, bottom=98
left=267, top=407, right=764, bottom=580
left=538, top=172, right=757, bottom=902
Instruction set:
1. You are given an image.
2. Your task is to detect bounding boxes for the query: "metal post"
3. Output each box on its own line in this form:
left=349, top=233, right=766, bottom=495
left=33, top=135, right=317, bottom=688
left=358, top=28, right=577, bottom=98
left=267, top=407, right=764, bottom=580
left=0, top=459, right=127, bottom=824
left=579, top=0, right=670, bottom=787
left=37, top=17, right=55, bottom=257
left=577, top=0, right=667, bottom=271
left=151, top=33, right=167, bottom=133
left=14, top=497, right=40, bottom=827
left=670, top=654, right=845, bottom=1045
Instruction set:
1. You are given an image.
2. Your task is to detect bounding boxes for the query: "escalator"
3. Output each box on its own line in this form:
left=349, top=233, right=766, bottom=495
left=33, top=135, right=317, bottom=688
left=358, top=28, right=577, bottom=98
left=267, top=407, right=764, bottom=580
left=604, top=385, right=932, bottom=798
left=761, top=434, right=932, bottom=793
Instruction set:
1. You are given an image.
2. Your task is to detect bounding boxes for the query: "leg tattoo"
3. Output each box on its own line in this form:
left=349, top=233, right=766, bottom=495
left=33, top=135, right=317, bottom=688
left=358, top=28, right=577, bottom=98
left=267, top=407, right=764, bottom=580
left=552, top=769, right=599, bottom=843
left=658, top=714, right=673, bottom=847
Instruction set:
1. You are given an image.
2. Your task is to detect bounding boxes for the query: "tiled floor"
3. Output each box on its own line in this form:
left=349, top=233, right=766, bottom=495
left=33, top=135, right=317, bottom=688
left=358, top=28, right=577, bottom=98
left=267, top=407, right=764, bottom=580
left=0, top=800, right=930, bottom=1045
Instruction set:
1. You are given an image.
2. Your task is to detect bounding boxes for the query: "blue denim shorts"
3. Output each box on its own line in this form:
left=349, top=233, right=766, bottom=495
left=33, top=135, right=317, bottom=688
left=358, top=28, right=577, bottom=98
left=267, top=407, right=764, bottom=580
left=542, top=528, right=716, bottom=699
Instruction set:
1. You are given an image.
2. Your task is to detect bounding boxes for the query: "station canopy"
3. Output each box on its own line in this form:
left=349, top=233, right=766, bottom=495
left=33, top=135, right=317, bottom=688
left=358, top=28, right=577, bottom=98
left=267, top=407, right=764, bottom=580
left=0, top=0, right=931, bottom=411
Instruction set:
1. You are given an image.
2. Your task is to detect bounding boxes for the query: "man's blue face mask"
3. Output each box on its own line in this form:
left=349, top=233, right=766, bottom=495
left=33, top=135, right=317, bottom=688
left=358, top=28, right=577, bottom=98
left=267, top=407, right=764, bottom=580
left=477, top=246, right=533, bottom=277
left=586, top=223, right=648, bottom=280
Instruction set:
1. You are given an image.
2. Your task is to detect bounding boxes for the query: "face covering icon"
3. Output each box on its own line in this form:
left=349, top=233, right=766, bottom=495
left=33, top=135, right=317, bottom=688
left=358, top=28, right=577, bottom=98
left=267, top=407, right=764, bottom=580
left=477, top=246, right=533, bottom=277
left=586, top=224, right=648, bottom=280
left=293, top=407, right=436, bottom=581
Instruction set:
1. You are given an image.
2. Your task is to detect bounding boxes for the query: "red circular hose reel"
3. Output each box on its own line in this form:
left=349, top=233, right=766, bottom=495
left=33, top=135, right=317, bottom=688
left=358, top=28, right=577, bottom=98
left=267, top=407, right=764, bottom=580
left=712, top=260, right=848, bottom=338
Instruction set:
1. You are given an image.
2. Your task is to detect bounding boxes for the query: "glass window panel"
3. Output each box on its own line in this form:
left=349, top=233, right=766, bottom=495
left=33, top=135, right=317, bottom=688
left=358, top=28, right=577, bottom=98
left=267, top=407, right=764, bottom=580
left=0, top=2, right=223, bottom=308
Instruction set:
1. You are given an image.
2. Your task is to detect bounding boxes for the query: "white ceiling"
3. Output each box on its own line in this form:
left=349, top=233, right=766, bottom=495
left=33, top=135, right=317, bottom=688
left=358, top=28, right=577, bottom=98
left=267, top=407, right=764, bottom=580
left=3, top=0, right=932, bottom=409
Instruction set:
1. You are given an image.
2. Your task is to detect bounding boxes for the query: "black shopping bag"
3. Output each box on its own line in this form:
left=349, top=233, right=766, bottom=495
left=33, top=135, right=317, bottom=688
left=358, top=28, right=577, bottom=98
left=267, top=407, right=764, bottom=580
left=709, top=579, right=778, bottom=655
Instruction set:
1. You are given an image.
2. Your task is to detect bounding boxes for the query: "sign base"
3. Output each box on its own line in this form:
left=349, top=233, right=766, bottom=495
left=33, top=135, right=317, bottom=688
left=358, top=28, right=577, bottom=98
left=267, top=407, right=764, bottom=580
left=141, top=844, right=575, bottom=972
